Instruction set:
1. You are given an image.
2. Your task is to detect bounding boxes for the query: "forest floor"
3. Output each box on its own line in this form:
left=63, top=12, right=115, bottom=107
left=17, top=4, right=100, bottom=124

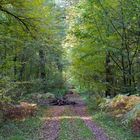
left=0, top=93, right=139, bottom=140
left=39, top=93, right=109, bottom=140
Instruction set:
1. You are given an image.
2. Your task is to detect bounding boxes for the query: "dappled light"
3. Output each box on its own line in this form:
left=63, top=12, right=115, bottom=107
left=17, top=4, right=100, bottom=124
left=44, top=116, right=93, bottom=121
left=0, top=0, right=140, bottom=139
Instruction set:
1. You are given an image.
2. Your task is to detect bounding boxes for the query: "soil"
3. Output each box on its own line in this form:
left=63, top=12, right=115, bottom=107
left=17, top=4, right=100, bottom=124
left=39, top=93, right=110, bottom=140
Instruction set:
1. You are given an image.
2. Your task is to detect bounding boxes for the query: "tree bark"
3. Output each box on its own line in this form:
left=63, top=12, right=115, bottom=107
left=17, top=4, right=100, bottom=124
left=105, top=52, right=112, bottom=97
left=39, top=49, right=46, bottom=80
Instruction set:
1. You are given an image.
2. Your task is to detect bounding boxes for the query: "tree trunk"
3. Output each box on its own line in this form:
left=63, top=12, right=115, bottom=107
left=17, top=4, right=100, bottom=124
left=39, top=49, right=46, bottom=92
left=13, top=54, right=17, bottom=82
left=39, top=49, right=46, bottom=80
left=105, top=52, right=112, bottom=97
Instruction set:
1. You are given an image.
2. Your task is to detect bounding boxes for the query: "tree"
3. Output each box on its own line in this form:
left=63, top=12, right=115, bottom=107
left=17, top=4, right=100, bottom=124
left=65, top=0, right=140, bottom=96
left=0, top=0, right=66, bottom=100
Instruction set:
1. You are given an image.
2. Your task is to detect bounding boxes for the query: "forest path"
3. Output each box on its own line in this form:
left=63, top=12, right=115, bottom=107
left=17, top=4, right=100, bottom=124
left=39, top=93, right=110, bottom=140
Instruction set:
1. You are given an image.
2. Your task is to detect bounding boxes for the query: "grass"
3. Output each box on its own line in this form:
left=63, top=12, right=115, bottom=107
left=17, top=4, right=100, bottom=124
left=0, top=107, right=47, bottom=140
left=58, top=118, right=95, bottom=140
left=92, top=111, right=140, bottom=140
left=81, top=94, right=140, bottom=140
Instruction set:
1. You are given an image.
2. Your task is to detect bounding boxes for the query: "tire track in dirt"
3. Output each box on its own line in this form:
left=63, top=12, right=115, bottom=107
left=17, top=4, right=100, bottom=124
left=39, top=93, right=110, bottom=140
left=39, top=106, right=65, bottom=140
left=58, top=105, right=96, bottom=140
left=67, top=94, right=110, bottom=140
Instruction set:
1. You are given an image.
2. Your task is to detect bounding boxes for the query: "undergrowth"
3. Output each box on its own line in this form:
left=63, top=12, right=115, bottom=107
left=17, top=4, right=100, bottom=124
left=82, top=94, right=140, bottom=140
left=0, top=107, right=47, bottom=140
left=92, top=112, right=140, bottom=140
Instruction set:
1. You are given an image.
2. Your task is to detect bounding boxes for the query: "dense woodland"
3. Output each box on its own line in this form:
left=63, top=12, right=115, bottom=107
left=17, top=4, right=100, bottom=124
left=0, top=0, right=67, bottom=100
left=66, top=0, right=140, bottom=96
left=0, top=0, right=140, bottom=140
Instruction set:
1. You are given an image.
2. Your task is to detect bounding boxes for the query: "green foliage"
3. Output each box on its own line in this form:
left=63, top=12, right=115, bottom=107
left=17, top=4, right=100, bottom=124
left=59, top=119, right=95, bottom=140
left=9, top=135, right=25, bottom=140
left=0, top=0, right=67, bottom=102
left=0, top=107, right=46, bottom=140
left=93, top=111, right=140, bottom=140
left=123, top=104, right=140, bottom=126
left=65, top=0, right=140, bottom=96
left=22, top=92, right=55, bottom=103
left=0, top=77, right=13, bottom=103
left=51, top=87, right=68, bottom=98
left=92, top=95, right=140, bottom=136
left=85, top=94, right=106, bottom=111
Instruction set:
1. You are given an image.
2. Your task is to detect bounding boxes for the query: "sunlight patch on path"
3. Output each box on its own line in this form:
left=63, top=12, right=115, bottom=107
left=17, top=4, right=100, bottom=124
left=44, top=116, right=92, bottom=121
left=39, top=106, right=65, bottom=140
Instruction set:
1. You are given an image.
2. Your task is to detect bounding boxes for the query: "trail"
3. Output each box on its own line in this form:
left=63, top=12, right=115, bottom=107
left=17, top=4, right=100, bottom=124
left=39, top=93, right=110, bottom=140
left=39, top=106, right=65, bottom=140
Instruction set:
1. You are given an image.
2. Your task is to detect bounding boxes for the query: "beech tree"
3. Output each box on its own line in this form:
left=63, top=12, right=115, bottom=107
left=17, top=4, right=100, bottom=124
left=66, top=0, right=140, bottom=96
left=0, top=0, right=66, bottom=100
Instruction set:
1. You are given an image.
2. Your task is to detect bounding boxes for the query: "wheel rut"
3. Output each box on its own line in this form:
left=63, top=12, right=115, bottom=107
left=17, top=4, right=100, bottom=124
left=39, top=93, right=110, bottom=140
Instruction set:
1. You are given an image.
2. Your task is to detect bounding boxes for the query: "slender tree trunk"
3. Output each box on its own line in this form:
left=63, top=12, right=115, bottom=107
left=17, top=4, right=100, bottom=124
left=121, top=55, right=127, bottom=87
left=19, top=62, right=25, bottom=81
left=105, top=52, right=112, bottom=97
left=19, top=54, right=26, bottom=81
left=39, top=49, right=46, bottom=92
left=39, top=49, right=46, bottom=80
left=13, top=54, right=17, bottom=82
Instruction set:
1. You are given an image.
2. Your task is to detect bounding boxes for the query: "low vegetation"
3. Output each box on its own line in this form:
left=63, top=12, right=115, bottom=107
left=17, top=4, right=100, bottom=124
left=0, top=107, right=47, bottom=140
left=59, top=119, right=95, bottom=140
left=83, top=94, right=140, bottom=138
left=93, top=112, right=139, bottom=140
left=0, top=0, right=140, bottom=139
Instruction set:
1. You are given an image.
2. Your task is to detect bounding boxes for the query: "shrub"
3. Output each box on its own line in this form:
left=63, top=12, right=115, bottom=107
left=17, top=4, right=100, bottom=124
left=104, top=95, right=140, bottom=136
left=87, top=95, right=105, bottom=111
left=123, top=104, right=140, bottom=123
left=122, top=104, right=140, bottom=134
left=3, top=102, right=37, bottom=121
left=99, top=98, right=111, bottom=111
left=132, top=118, right=140, bottom=136
left=105, top=95, right=140, bottom=118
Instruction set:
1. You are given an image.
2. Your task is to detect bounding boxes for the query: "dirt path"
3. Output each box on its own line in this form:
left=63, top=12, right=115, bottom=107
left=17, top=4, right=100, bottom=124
left=39, top=94, right=110, bottom=140
left=67, top=94, right=110, bottom=140
left=39, top=106, right=65, bottom=140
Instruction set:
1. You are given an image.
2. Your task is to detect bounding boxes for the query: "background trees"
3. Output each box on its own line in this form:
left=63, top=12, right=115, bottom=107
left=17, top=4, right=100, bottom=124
left=0, top=0, right=140, bottom=102
left=0, top=0, right=66, bottom=101
left=66, top=0, right=140, bottom=96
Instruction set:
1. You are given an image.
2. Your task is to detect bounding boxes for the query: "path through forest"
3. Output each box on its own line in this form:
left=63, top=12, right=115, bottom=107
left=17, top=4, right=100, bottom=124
left=39, top=94, right=110, bottom=140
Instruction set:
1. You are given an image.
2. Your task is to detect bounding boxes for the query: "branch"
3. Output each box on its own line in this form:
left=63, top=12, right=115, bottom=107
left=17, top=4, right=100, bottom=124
left=98, top=0, right=123, bottom=39
left=112, top=52, right=122, bottom=64
left=130, top=45, right=139, bottom=66
left=0, top=6, right=30, bottom=31
left=109, top=53, right=123, bottom=71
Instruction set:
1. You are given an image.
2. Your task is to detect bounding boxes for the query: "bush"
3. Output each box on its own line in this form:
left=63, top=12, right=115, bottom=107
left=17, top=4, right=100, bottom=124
left=99, top=98, right=111, bottom=111
left=132, top=118, right=140, bottom=136
left=123, top=104, right=140, bottom=124
left=122, top=104, right=140, bottom=135
left=2, top=102, right=37, bottom=121
left=31, top=92, right=55, bottom=100
left=105, top=95, right=140, bottom=118
left=0, top=77, right=13, bottom=103
left=87, top=95, right=105, bottom=111
left=103, top=95, right=140, bottom=136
